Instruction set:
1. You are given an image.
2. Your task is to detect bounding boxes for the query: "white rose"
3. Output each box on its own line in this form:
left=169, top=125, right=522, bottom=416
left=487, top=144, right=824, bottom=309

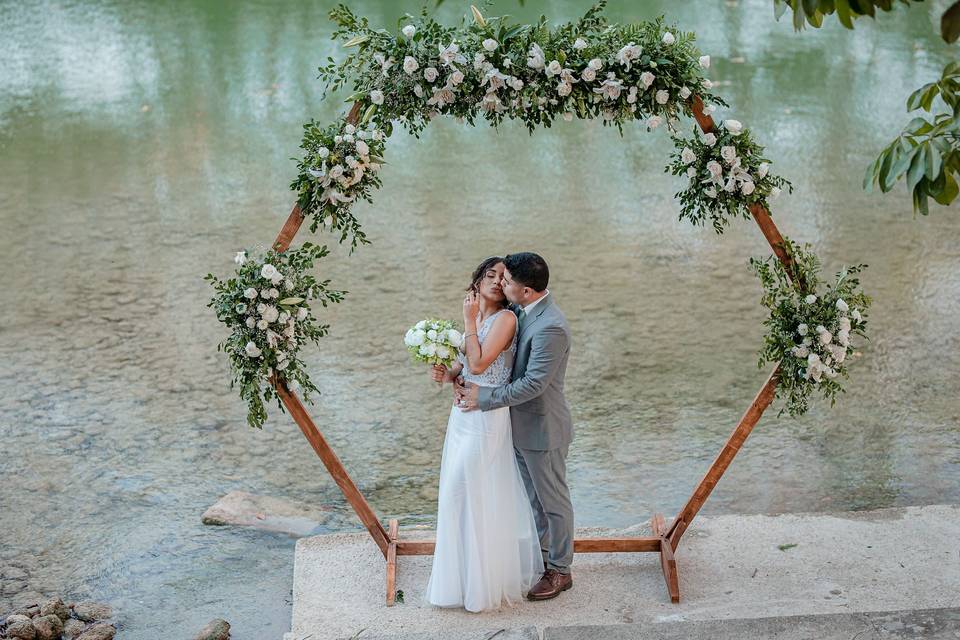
left=557, top=81, right=572, bottom=96
left=769, top=186, right=782, bottom=200
left=446, top=329, right=463, bottom=348
left=655, top=89, right=669, bottom=104
left=436, top=345, right=451, bottom=359
left=370, top=90, right=384, bottom=105
left=483, top=38, right=498, bottom=52
left=837, top=330, right=850, bottom=347
left=268, top=287, right=280, bottom=299
left=704, top=186, right=717, bottom=198
left=245, top=317, right=256, bottom=328
left=815, top=324, right=827, bottom=334
left=256, top=319, right=268, bottom=330
left=334, top=135, right=342, bottom=144
left=839, top=316, right=851, bottom=332
left=415, top=320, right=426, bottom=329
left=699, top=55, right=711, bottom=69
left=355, top=139, right=369, bottom=156
left=403, top=56, right=419, bottom=75
left=836, top=298, right=849, bottom=313
left=402, top=24, right=416, bottom=38
left=263, top=306, right=280, bottom=323
left=702, top=132, right=717, bottom=146
left=403, top=329, right=417, bottom=346
left=419, top=342, right=436, bottom=356
left=662, top=31, right=675, bottom=45
left=819, top=331, right=833, bottom=345
left=805, top=294, right=818, bottom=304
left=563, top=111, right=574, bottom=122
left=719, top=145, right=737, bottom=164
left=426, top=329, right=438, bottom=341
left=797, top=323, right=808, bottom=335
left=256, top=302, right=266, bottom=313
left=259, top=288, right=271, bottom=299
left=851, top=309, right=862, bottom=322
left=679, top=86, right=691, bottom=99
left=640, top=71, right=655, bottom=88
left=413, top=83, right=423, bottom=98
left=741, top=181, right=755, bottom=195
left=450, top=70, right=465, bottom=85
left=581, top=67, right=597, bottom=82
left=757, top=162, right=769, bottom=178
left=261, top=263, right=278, bottom=280
left=234, top=251, right=246, bottom=265
left=681, top=147, right=696, bottom=164
left=646, top=115, right=663, bottom=129
left=573, top=37, right=588, bottom=50
left=244, top=287, right=258, bottom=299
left=545, top=59, right=562, bottom=76
left=408, top=329, right=426, bottom=346
left=423, top=67, right=438, bottom=83
left=328, top=164, right=344, bottom=179
left=706, top=160, right=723, bottom=177
left=588, top=58, right=603, bottom=71
left=511, top=77, right=524, bottom=90
left=723, top=119, right=743, bottom=135
left=702, top=78, right=713, bottom=89
left=244, top=341, right=262, bottom=358
left=526, top=43, right=545, bottom=69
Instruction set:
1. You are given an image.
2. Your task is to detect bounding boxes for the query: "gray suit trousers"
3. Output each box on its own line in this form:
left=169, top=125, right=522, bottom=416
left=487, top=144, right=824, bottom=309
left=514, top=444, right=574, bottom=574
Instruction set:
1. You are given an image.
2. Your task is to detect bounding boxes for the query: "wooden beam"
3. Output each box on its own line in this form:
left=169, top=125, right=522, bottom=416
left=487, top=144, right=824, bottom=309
left=386, top=519, right=398, bottom=606
left=574, top=537, right=662, bottom=553
left=667, top=365, right=780, bottom=548
left=691, top=94, right=716, bottom=133
left=274, top=379, right=391, bottom=556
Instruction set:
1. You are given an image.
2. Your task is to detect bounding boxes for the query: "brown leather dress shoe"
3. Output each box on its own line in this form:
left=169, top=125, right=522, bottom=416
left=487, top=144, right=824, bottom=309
left=526, top=569, right=573, bottom=601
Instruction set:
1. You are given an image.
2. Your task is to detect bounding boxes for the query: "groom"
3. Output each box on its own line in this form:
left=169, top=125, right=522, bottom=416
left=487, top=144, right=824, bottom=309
left=456, top=252, right=575, bottom=601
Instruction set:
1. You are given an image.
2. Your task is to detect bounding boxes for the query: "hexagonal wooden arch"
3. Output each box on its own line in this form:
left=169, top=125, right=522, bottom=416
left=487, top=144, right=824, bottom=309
left=269, top=96, right=797, bottom=606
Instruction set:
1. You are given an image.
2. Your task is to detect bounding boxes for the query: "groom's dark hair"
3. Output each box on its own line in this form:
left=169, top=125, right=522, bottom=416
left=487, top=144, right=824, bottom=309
left=503, top=252, right=549, bottom=292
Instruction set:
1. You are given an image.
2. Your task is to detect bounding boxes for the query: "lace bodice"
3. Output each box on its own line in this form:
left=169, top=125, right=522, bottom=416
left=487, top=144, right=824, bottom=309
left=458, top=308, right=517, bottom=387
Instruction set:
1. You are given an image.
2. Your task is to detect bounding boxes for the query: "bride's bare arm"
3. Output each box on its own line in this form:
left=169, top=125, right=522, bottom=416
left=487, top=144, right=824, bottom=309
left=462, top=312, right=516, bottom=375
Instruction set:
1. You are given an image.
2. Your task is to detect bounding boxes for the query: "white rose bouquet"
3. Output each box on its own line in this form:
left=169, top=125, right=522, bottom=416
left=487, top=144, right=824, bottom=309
left=404, top=318, right=464, bottom=372
left=206, top=242, right=345, bottom=428
left=750, top=238, right=871, bottom=417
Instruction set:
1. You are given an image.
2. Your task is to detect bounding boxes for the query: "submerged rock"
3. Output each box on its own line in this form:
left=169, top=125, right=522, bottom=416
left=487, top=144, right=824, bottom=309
left=63, top=618, right=87, bottom=639
left=201, top=490, right=331, bottom=537
left=71, top=601, right=112, bottom=622
left=193, top=618, right=230, bottom=640
left=75, top=622, right=115, bottom=640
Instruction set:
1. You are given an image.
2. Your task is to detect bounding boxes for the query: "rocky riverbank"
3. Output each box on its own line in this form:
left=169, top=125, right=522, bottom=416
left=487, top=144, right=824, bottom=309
left=0, top=597, right=114, bottom=640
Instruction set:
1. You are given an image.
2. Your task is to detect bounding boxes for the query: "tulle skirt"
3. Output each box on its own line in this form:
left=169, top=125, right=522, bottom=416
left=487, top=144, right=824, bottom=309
left=425, top=403, right=544, bottom=612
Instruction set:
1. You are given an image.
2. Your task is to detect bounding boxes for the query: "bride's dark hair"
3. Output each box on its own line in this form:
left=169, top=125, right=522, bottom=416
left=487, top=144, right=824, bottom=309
left=467, top=256, right=506, bottom=307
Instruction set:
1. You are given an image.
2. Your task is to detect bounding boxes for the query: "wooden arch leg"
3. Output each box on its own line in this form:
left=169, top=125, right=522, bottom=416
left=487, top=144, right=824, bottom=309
left=386, top=519, right=399, bottom=606
left=652, top=513, right=679, bottom=603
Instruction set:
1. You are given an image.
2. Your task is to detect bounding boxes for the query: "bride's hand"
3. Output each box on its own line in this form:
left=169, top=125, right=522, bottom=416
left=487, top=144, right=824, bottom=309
left=463, top=290, right=480, bottom=323
left=431, top=364, right=448, bottom=384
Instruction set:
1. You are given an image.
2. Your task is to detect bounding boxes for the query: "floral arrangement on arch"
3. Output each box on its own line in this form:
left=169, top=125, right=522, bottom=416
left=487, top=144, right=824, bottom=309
left=205, top=244, right=345, bottom=428
left=292, top=1, right=793, bottom=247
left=750, top=239, right=871, bottom=417
left=668, top=121, right=794, bottom=233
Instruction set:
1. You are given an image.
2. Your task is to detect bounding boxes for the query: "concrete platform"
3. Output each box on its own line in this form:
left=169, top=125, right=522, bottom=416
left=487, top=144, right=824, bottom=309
left=286, top=505, right=960, bottom=640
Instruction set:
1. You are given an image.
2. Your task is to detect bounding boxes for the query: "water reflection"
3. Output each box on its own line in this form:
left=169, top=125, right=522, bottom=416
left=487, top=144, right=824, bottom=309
left=1, top=1, right=958, bottom=638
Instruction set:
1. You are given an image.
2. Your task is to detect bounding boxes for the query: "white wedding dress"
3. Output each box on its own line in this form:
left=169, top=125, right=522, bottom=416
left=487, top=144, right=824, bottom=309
left=425, top=308, right=544, bottom=612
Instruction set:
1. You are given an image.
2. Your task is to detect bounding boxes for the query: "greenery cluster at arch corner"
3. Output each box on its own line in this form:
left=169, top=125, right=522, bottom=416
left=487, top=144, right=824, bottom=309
left=206, top=2, right=872, bottom=429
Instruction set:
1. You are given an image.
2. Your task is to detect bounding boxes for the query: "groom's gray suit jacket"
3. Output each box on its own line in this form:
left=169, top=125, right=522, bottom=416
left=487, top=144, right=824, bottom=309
left=477, top=294, right=573, bottom=451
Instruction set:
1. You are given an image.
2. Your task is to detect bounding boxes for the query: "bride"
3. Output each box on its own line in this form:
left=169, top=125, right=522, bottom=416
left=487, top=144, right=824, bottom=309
left=424, top=256, right=544, bottom=612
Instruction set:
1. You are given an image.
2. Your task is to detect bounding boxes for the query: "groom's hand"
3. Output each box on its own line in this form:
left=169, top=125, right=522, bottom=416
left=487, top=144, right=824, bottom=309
left=459, top=383, right=480, bottom=412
